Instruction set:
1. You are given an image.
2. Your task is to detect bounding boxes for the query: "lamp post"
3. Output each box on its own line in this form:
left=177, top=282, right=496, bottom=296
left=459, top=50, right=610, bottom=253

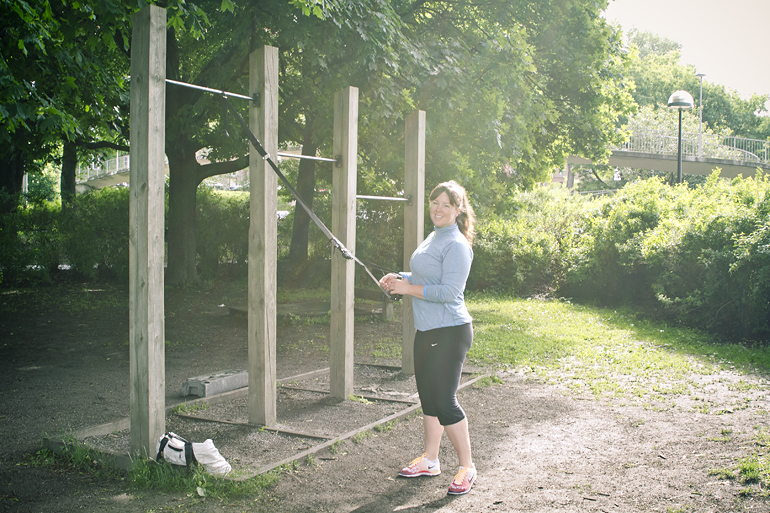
left=667, top=90, right=694, bottom=184
left=696, top=73, right=705, bottom=157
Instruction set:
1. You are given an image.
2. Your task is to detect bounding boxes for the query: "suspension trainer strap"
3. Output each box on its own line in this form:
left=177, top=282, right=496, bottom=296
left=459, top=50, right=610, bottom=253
left=221, top=96, right=393, bottom=300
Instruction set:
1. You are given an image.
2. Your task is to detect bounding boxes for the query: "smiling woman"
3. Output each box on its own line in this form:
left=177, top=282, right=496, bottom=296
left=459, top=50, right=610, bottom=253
left=378, top=180, right=479, bottom=495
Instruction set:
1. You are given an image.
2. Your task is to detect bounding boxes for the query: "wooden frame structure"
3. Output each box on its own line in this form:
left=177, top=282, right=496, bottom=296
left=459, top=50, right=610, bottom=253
left=401, top=110, right=426, bottom=374
left=129, top=5, right=167, bottom=457
left=129, top=6, right=425, bottom=458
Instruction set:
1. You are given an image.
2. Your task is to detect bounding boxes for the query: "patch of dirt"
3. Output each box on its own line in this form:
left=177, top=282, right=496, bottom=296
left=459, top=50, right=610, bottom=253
left=1, top=280, right=769, bottom=512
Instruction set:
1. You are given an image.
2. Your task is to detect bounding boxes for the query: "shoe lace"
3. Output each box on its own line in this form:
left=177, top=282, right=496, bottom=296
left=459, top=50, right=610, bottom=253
left=408, top=453, right=427, bottom=468
left=453, top=467, right=472, bottom=484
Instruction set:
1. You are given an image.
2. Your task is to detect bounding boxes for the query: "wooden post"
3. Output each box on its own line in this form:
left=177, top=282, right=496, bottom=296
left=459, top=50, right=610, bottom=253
left=330, top=87, right=358, bottom=399
left=248, top=46, right=279, bottom=427
left=402, top=111, right=425, bottom=374
left=129, top=5, right=166, bottom=457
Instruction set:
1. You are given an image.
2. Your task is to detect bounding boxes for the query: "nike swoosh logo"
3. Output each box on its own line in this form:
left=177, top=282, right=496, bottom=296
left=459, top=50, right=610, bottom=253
left=428, top=464, right=438, bottom=469
left=431, top=343, right=438, bottom=347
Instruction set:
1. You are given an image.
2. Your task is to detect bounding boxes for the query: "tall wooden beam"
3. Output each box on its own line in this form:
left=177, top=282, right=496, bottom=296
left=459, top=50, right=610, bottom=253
left=402, top=111, right=426, bottom=374
left=330, top=87, right=359, bottom=399
left=129, top=5, right=166, bottom=457
left=248, top=46, right=279, bottom=427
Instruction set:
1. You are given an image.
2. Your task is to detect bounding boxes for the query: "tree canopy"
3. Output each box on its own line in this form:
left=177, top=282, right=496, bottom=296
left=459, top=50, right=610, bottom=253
left=622, top=29, right=770, bottom=140
left=2, top=0, right=636, bottom=285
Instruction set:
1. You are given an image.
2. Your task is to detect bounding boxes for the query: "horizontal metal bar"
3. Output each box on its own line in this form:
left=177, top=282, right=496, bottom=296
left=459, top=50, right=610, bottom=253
left=165, top=79, right=254, bottom=102
left=276, top=151, right=338, bottom=163
left=356, top=194, right=410, bottom=203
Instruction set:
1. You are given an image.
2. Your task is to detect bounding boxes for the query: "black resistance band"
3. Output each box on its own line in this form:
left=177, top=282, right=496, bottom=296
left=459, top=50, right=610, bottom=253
left=220, top=95, right=395, bottom=300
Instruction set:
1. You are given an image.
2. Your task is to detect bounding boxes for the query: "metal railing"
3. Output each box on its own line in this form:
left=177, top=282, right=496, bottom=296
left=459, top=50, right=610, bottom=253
left=77, top=152, right=130, bottom=183
left=617, top=130, right=769, bottom=164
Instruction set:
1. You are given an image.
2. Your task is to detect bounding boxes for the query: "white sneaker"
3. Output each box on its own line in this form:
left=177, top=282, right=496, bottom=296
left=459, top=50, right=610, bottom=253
left=398, top=453, right=441, bottom=477
left=447, top=465, right=476, bottom=494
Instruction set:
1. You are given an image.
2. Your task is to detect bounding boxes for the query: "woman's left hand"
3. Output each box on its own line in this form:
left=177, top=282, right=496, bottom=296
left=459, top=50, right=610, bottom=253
left=388, top=276, right=409, bottom=296
left=379, top=273, right=399, bottom=292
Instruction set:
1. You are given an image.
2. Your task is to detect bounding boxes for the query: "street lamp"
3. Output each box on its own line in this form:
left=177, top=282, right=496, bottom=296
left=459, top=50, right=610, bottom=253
left=696, top=73, right=706, bottom=157
left=668, top=90, right=694, bottom=184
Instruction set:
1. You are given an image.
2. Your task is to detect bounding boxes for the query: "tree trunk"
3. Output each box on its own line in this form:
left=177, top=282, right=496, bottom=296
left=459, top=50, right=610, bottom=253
left=287, top=140, right=318, bottom=265
left=166, top=153, right=201, bottom=287
left=287, top=154, right=317, bottom=265
left=0, top=147, right=25, bottom=213
left=61, top=140, right=77, bottom=205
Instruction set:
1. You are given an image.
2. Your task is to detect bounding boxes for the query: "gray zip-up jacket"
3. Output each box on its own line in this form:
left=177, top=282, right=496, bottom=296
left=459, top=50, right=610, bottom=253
left=400, top=223, right=473, bottom=331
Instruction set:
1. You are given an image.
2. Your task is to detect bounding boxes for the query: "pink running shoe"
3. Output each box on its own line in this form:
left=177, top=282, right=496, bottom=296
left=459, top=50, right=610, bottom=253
left=447, top=466, right=476, bottom=495
left=398, top=453, right=441, bottom=477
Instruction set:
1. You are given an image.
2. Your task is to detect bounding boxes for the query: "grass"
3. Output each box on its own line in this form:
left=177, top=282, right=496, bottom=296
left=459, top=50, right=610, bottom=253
left=373, top=420, right=399, bottom=433
left=472, top=375, right=504, bottom=389
left=370, top=338, right=402, bottom=360
left=0, top=284, right=127, bottom=316
left=33, top=436, right=278, bottom=500
left=31, top=437, right=124, bottom=481
left=462, top=293, right=769, bottom=498
left=726, top=426, right=770, bottom=495
left=171, top=402, right=210, bottom=415
left=129, top=457, right=278, bottom=499
left=352, top=431, right=372, bottom=444
left=466, top=294, right=770, bottom=409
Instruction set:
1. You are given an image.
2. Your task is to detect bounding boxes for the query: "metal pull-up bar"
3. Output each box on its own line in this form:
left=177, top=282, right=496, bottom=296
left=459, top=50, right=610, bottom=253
left=356, top=195, right=412, bottom=205
left=165, top=78, right=258, bottom=103
left=276, top=152, right=340, bottom=165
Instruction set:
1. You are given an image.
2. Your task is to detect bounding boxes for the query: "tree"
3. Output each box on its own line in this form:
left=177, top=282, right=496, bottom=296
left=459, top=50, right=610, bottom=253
left=404, top=0, right=634, bottom=210
left=0, top=0, right=135, bottom=207
left=626, top=28, right=681, bottom=59
left=622, top=30, right=770, bottom=140
left=3, top=0, right=635, bottom=285
left=157, top=0, right=637, bottom=284
left=161, top=0, right=426, bottom=285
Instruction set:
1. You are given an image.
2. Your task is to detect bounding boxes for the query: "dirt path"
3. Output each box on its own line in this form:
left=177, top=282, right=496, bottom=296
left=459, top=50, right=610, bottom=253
left=1, top=283, right=768, bottom=512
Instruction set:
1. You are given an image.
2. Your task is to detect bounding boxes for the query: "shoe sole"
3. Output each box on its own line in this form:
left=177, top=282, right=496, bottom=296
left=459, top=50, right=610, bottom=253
left=398, top=470, right=441, bottom=478
left=447, top=474, right=476, bottom=495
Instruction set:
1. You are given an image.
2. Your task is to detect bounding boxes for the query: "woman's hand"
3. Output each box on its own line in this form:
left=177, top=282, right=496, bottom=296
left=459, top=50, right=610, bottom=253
left=379, top=273, right=425, bottom=300
left=379, top=273, right=400, bottom=293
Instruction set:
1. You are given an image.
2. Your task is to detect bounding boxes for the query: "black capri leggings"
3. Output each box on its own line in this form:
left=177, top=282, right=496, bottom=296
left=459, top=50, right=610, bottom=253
left=413, top=323, right=473, bottom=426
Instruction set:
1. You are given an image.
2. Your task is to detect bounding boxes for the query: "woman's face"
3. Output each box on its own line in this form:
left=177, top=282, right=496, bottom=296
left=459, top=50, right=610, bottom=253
left=430, top=191, right=460, bottom=229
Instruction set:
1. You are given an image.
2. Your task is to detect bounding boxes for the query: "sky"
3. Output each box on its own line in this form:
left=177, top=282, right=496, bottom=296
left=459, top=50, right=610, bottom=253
left=602, top=0, right=770, bottom=101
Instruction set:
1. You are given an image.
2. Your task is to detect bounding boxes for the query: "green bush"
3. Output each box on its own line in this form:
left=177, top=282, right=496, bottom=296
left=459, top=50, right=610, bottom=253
left=195, top=188, right=250, bottom=280
left=0, top=191, right=61, bottom=285
left=562, top=178, right=673, bottom=302
left=636, top=172, right=770, bottom=337
left=561, top=172, right=770, bottom=339
left=3, top=171, right=769, bottom=341
left=468, top=186, right=588, bottom=296
left=59, top=187, right=130, bottom=280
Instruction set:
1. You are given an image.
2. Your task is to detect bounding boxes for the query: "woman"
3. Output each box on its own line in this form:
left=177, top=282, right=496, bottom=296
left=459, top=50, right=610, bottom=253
left=379, top=180, right=477, bottom=495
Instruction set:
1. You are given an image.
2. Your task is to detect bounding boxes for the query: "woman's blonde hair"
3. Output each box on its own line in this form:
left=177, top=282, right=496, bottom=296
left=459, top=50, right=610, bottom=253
left=429, top=180, right=476, bottom=245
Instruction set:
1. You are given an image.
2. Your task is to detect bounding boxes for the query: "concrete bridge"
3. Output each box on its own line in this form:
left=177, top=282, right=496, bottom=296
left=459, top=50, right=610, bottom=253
left=77, top=130, right=770, bottom=190
left=567, top=130, right=770, bottom=180
left=76, top=152, right=136, bottom=191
